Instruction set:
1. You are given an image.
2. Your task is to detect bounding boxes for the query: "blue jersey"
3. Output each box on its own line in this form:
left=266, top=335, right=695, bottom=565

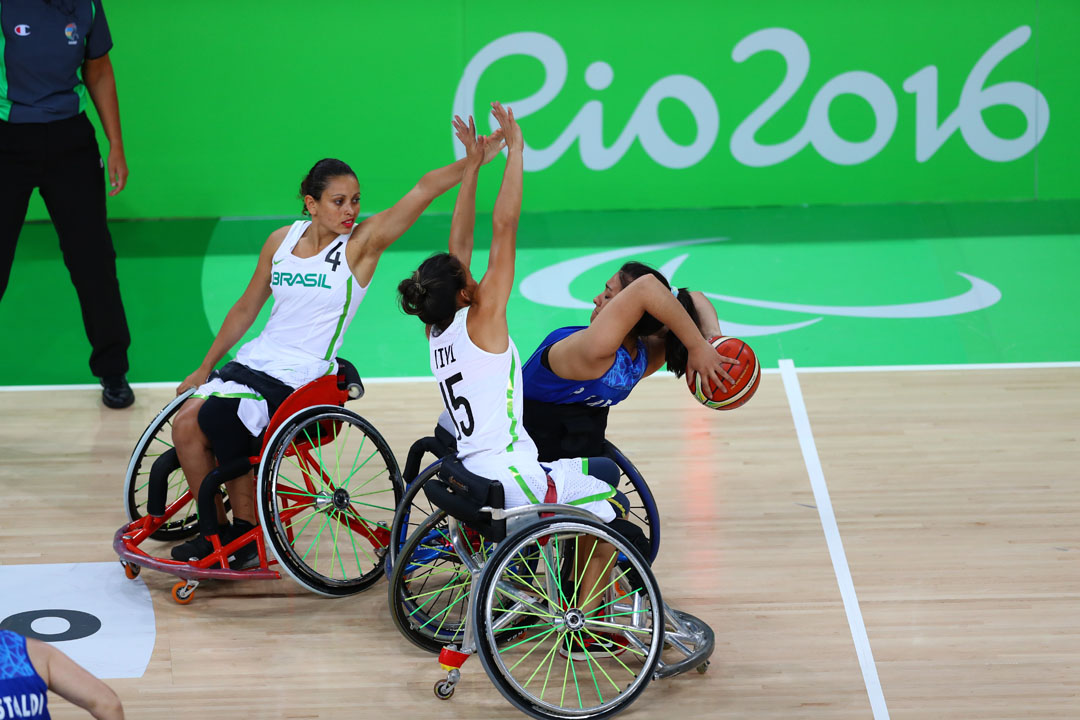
left=0, top=631, right=49, bottom=719
left=522, top=326, right=648, bottom=408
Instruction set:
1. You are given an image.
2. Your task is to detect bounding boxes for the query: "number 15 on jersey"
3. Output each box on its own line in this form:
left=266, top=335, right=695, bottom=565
left=439, top=372, right=474, bottom=439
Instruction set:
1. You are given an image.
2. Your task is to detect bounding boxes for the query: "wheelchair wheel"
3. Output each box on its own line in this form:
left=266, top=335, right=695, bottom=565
left=603, top=441, right=661, bottom=563
left=257, top=405, right=403, bottom=596
left=390, top=508, right=542, bottom=654
left=388, top=508, right=470, bottom=652
left=474, top=516, right=664, bottom=720
left=123, top=388, right=203, bottom=541
left=386, top=458, right=444, bottom=573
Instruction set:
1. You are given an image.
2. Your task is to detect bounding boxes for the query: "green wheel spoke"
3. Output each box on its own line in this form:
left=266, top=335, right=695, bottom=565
left=342, top=451, right=386, bottom=494
left=328, top=509, right=344, bottom=580
left=336, top=511, right=378, bottom=568
left=578, top=554, right=619, bottom=610
left=578, top=626, right=625, bottom=692
left=339, top=505, right=390, bottom=532
left=340, top=433, right=369, bottom=491
left=286, top=506, right=326, bottom=542
left=507, top=626, right=559, bottom=674
left=406, top=578, right=472, bottom=603
left=516, top=628, right=560, bottom=686
left=430, top=584, right=470, bottom=635
left=345, top=510, right=366, bottom=578
left=569, top=631, right=584, bottom=709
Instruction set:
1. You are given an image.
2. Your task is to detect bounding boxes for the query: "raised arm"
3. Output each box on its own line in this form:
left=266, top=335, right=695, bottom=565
left=348, top=126, right=505, bottom=287
left=447, top=115, right=488, bottom=272
left=689, top=290, right=722, bottom=337
left=468, top=102, right=523, bottom=352
left=176, top=228, right=284, bottom=393
left=549, top=275, right=731, bottom=388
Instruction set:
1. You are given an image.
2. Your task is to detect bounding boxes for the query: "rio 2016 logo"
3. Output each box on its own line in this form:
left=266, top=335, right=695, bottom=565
left=453, top=26, right=1048, bottom=170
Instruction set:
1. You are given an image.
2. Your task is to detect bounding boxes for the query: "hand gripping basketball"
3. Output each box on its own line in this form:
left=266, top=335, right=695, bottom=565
left=687, top=336, right=761, bottom=410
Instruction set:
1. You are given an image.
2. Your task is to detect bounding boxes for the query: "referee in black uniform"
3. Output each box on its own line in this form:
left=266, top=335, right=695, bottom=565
left=0, top=0, right=133, bottom=408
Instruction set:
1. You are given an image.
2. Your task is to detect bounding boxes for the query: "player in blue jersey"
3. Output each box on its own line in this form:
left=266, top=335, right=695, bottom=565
left=0, top=630, right=123, bottom=719
left=522, top=262, right=734, bottom=461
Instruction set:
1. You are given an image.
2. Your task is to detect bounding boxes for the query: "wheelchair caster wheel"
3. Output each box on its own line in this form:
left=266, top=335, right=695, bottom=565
left=433, top=680, right=455, bottom=700
left=171, top=580, right=198, bottom=605
left=121, top=561, right=140, bottom=580
left=696, top=660, right=710, bottom=674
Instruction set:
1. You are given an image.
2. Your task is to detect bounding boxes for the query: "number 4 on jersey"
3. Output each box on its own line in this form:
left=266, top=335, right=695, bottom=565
left=324, top=241, right=344, bottom=271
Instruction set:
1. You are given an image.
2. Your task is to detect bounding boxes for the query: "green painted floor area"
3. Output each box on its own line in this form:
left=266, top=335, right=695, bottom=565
left=3, top=200, right=1079, bottom=385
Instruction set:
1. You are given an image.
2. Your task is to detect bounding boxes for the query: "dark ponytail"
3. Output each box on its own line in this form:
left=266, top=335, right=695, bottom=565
left=398, top=253, right=468, bottom=330
left=663, top=288, right=701, bottom=378
left=299, top=158, right=357, bottom=215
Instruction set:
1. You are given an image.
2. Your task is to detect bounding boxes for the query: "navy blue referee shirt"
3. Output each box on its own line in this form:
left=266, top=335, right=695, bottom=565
left=0, top=0, right=112, bottom=123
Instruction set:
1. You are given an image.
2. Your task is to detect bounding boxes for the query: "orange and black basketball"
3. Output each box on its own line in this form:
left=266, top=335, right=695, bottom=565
left=687, top=336, right=761, bottom=410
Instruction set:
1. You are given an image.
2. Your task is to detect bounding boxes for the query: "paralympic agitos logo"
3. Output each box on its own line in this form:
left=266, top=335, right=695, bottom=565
left=519, top=238, right=1002, bottom=337
left=454, top=26, right=1048, bottom=169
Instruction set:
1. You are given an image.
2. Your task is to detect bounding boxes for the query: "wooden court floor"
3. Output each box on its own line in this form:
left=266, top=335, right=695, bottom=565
left=0, top=366, right=1077, bottom=719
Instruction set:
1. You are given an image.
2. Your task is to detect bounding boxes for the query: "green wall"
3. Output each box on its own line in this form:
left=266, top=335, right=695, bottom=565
left=24, top=0, right=1080, bottom=221
left=5, top=201, right=1080, bottom=385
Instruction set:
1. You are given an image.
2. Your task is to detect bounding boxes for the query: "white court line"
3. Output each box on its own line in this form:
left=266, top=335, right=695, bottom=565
left=0, top=360, right=1076, bottom=393
left=779, top=358, right=889, bottom=720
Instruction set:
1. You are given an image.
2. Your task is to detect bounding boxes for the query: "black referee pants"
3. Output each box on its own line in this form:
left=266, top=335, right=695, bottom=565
left=0, top=113, right=130, bottom=378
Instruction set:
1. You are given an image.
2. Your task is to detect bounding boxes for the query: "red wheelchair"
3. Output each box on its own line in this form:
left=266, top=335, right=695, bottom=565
left=113, top=359, right=403, bottom=604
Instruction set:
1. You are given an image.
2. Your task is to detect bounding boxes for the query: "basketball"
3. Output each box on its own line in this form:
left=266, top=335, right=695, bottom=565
left=687, top=336, right=761, bottom=410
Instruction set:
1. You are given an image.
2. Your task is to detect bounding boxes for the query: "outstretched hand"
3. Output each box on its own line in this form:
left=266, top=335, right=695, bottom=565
left=490, top=101, right=522, bottom=152
left=481, top=128, right=505, bottom=164
left=455, top=115, right=507, bottom=166
left=453, top=115, right=485, bottom=165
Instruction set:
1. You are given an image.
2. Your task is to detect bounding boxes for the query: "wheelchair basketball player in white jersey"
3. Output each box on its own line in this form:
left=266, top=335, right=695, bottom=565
left=397, top=103, right=718, bottom=644
left=166, top=143, right=507, bottom=565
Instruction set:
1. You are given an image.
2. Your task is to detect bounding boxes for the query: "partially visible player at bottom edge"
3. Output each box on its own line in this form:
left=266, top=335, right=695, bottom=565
left=0, top=629, right=124, bottom=719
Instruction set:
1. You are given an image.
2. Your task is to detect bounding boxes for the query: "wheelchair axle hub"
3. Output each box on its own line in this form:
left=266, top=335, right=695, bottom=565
left=331, top=488, right=351, bottom=510
left=563, top=608, right=586, bottom=632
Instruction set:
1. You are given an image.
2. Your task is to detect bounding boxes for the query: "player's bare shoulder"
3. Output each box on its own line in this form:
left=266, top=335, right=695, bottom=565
left=267, top=224, right=292, bottom=250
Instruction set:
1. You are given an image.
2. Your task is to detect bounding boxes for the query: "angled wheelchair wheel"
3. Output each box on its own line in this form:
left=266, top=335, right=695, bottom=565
left=257, top=405, right=403, bottom=596
left=387, top=458, right=444, bottom=574
left=388, top=508, right=472, bottom=652
left=474, top=515, right=664, bottom=720
left=604, top=441, right=660, bottom=563
left=123, top=388, right=203, bottom=541
left=390, top=508, right=540, bottom=654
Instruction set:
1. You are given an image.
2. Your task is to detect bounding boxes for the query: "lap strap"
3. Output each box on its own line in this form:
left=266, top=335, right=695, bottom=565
left=212, top=361, right=294, bottom=418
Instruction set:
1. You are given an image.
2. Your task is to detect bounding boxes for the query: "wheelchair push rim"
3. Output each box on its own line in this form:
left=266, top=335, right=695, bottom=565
left=473, top=516, right=664, bottom=720
left=389, top=508, right=476, bottom=652
left=258, top=405, right=403, bottom=596
left=387, top=458, right=444, bottom=574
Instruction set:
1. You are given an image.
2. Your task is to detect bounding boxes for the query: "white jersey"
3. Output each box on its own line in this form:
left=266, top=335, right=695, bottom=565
left=430, top=307, right=537, bottom=466
left=429, top=306, right=616, bottom=522
left=236, top=220, right=365, bottom=387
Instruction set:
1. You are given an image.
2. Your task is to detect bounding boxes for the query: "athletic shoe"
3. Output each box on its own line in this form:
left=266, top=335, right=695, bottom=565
left=558, top=632, right=628, bottom=661
left=170, top=534, right=215, bottom=562
left=170, top=524, right=259, bottom=569
left=101, top=375, right=135, bottom=409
